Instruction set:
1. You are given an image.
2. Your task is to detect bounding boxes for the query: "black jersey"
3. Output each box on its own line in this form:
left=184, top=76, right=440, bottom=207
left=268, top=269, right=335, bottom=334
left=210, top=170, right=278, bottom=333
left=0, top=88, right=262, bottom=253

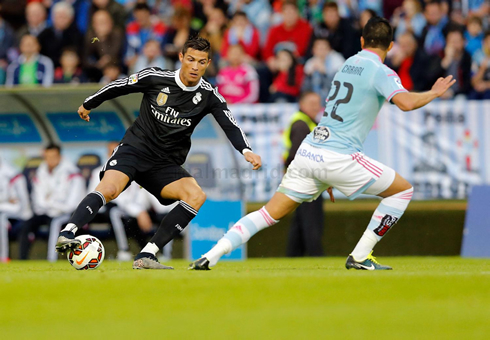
left=83, top=68, right=252, bottom=165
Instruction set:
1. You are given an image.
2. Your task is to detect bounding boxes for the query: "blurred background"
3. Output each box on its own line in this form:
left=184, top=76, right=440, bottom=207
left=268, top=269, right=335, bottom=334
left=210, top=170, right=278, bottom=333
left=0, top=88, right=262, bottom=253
left=0, top=0, right=489, bottom=262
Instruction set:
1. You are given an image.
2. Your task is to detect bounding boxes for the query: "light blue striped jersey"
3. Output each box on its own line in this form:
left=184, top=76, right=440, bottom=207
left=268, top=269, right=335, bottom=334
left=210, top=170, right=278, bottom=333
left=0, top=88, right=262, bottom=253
left=304, top=49, right=407, bottom=154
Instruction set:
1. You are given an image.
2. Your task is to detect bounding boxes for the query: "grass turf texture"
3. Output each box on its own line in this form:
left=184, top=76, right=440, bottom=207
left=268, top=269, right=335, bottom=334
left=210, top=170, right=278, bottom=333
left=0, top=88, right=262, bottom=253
left=1, top=258, right=489, bottom=339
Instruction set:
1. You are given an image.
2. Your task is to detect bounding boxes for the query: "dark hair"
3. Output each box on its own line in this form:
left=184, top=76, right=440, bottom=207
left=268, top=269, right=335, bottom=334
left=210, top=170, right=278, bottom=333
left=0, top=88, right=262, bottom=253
left=362, top=9, right=377, bottom=19
left=45, top=143, right=61, bottom=153
left=233, top=11, right=248, bottom=19
left=467, top=15, right=483, bottom=26
left=299, top=91, right=319, bottom=103
left=362, top=16, right=393, bottom=50
left=446, top=27, right=464, bottom=38
left=61, top=46, right=79, bottom=55
left=278, top=49, right=298, bottom=87
left=484, top=30, right=490, bottom=39
left=282, top=0, right=298, bottom=10
left=323, top=2, right=338, bottom=11
left=182, top=36, right=211, bottom=56
left=313, top=37, right=332, bottom=47
left=425, top=0, right=442, bottom=7
left=133, top=3, right=150, bottom=12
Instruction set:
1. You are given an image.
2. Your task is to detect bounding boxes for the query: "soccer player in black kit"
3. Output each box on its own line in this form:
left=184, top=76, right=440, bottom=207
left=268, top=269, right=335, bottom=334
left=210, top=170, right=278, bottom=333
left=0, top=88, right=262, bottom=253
left=55, top=37, right=262, bottom=269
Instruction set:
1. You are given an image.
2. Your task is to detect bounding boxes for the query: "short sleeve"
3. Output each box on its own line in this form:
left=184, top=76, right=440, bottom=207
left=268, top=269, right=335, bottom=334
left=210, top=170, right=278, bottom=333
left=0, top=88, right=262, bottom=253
left=373, top=66, right=408, bottom=103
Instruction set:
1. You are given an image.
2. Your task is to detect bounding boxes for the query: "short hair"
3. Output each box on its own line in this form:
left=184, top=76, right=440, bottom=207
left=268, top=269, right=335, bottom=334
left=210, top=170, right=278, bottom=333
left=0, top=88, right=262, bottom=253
left=468, top=15, right=483, bottom=26
left=233, top=11, right=248, bottom=19
left=61, top=46, right=79, bottom=56
left=362, top=16, right=393, bottom=50
left=299, top=91, right=320, bottom=103
left=133, top=2, right=151, bottom=12
left=52, top=1, right=74, bottom=18
left=313, top=37, right=332, bottom=47
left=45, top=143, right=61, bottom=153
left=282, top=0, right=298, bottom=10
left=323, top=2, right=338, bottom=11
left=362, top=9, right=377, bottom=19
left=182, top=36, right=211, bottom=56
left=446, top=27, right=464, bottom=38
left=484, top=30, right=490, bottom=39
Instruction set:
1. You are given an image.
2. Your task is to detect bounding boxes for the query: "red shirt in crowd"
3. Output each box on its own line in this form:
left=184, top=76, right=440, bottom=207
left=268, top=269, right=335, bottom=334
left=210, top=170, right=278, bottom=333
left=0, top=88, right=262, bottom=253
left=272, top=64, right=304, bottom=97
left=398, top=57, right=414, bottom=91
left=262, top=19, right=313, bottom=60
left=221, top=27, right=261, bottom=60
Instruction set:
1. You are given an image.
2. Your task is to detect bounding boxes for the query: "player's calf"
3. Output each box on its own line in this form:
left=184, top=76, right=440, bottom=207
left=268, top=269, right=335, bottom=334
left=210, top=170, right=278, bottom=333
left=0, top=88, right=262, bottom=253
left=350, top=187, right=413, bottom=263
left=189, top=207, right=278, bottom=269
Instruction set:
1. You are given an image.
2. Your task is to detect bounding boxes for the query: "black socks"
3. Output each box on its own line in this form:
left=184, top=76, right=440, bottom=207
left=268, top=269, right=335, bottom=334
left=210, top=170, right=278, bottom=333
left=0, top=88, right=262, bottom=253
left=150, top=201, right=197, bottom=249
left=69, top=191, right=106, bottom=228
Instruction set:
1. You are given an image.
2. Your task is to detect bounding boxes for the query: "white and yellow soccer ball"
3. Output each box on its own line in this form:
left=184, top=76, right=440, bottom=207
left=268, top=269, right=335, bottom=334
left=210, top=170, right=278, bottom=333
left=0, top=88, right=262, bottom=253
left=67, top=235, right=105, bottom=270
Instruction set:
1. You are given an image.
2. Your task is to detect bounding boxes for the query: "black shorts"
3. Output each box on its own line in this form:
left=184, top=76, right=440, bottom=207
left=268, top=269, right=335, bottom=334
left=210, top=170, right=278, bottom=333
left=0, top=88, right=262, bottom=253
left=100, top=143, right=192, bottom=205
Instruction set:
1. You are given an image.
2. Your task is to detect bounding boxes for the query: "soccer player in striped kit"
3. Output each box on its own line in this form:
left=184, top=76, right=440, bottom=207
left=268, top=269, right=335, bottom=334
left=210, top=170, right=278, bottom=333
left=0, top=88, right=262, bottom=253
left=191, top=17, right=456, bottom=271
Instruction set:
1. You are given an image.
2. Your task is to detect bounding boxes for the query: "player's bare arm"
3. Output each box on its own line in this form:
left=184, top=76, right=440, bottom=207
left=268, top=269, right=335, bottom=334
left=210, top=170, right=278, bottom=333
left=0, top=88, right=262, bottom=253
left=391, top=75, right=457, bottom=111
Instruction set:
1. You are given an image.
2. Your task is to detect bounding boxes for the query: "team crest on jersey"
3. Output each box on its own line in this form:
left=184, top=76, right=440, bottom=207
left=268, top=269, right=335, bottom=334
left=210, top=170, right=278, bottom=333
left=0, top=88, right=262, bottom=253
left=394, top=77, right=404, bottom=89
left=192, top=92, right=202, bottom=105
left=157, top=93, right=168, bottom=106
left=313, top=126, right=331, bottom=142
left=128, top=73, right=138, bottom=85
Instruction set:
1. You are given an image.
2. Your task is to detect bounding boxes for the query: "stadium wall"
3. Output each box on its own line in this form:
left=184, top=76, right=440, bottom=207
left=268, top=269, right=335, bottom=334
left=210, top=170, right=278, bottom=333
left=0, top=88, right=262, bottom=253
left=0, top=88, right=481, bottom=259
left=1, top=88, right=489, bottom=202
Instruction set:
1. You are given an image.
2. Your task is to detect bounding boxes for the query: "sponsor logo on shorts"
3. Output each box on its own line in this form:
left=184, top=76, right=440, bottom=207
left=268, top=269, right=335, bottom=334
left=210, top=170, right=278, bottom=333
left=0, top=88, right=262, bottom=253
left=313, top=126, right=330, bottom=142
left=110, top=160, right=117, bottom=166
left=128, top=73, right=138, bottom=85
left=373, top=215, right=399, bottom=236
left=297, top=148, right=325, bottom=162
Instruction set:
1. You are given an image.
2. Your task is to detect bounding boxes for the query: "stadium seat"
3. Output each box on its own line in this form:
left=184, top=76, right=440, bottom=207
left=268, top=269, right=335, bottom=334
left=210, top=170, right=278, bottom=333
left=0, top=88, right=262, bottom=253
left=186, top=152, right=216, bottom=188
left=22, top=156, right=43, bottom=194
left=77, top=153, right=102, bottom=188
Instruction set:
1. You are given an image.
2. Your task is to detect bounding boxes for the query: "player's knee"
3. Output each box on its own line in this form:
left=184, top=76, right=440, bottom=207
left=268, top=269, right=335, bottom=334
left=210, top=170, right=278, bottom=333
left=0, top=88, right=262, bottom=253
left=97, top=184, right=120, bottom=202
left=182, top=187, right=206, bottom=210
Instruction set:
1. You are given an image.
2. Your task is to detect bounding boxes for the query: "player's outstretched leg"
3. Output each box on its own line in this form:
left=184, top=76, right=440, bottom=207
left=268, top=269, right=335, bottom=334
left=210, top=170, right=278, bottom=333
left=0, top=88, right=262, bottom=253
left=346, top=174, right=413, bottom=270
left=56, top=170, right=129, bottom=253
left=189, top=207, right=278, bottom=270
left=189, top=193, right=299, bottom=270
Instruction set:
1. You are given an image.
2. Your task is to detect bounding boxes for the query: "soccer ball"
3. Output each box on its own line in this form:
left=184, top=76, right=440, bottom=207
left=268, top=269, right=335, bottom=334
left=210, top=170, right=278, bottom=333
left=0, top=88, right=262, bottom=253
left=67, top=235, right=105, bottom=270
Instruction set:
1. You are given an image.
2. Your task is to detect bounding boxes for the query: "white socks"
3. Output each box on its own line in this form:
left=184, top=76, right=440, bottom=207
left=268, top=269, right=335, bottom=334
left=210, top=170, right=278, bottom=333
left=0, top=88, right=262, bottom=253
left=61, top=223, right=78, bottom=234
left=351, top=187, right=413, bottom=261
left=141, top=242, right=159, bottom=256
left=204, top=207, right=278, bottom=267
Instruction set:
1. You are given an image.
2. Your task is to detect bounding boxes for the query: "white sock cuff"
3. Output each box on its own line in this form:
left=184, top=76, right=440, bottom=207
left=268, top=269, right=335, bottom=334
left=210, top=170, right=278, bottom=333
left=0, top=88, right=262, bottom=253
left=62, top=223, right=78, bottom=233
left=382, top=187, right=413, bottom=211
left=141, top=242, right=159, bottom=255
left=259, top=207, right=279, bottom=225
left=392, top=187, right=414, bottom=199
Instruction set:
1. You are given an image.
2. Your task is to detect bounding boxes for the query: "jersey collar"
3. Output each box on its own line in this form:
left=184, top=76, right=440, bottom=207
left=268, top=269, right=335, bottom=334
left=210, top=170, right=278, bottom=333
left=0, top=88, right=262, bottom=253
left=360, top=49, right=383, bottom=63
left=175, top=69, right=202, bottom=91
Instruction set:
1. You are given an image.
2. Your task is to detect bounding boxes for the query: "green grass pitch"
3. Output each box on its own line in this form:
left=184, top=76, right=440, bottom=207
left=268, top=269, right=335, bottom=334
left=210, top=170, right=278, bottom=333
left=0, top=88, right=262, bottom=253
left=1, top=258, right=489, bottom=339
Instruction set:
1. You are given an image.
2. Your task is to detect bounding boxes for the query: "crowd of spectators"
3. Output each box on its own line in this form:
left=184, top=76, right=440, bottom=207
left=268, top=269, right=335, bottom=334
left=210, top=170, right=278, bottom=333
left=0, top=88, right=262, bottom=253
left=1, top=0, right=490, bottom=101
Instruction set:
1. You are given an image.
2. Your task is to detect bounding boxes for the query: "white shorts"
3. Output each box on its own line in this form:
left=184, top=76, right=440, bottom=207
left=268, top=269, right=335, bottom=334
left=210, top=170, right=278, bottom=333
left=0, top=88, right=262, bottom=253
left=278, top=142, right=396, bottom=203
